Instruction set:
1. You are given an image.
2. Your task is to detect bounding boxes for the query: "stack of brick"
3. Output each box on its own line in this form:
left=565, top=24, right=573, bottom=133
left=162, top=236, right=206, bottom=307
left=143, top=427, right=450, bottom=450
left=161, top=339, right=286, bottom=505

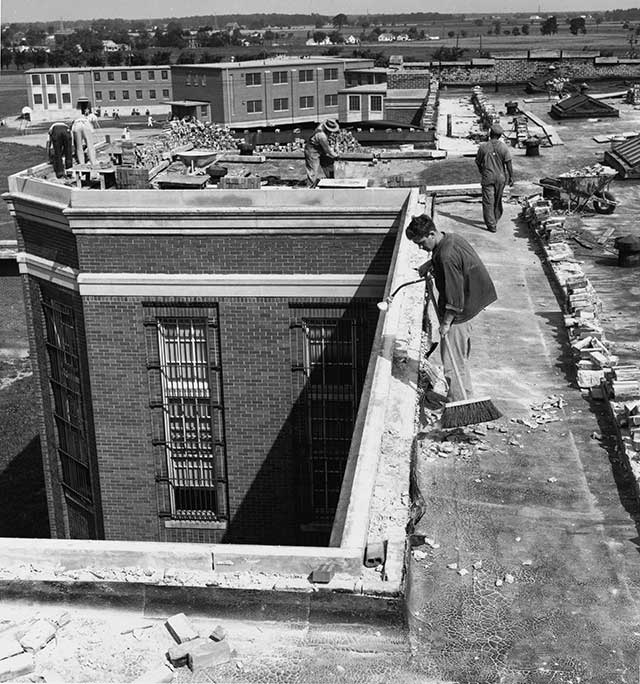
left=0, top=614, right=68, bottom=682
left=625, top=85, right=640, bottom=105
left=420, top=77, right=440, bottom=131
left=512, top=115, right=530, bottom=148
left=522, top=193, right=640, bottom=494
left=470, top=86, right=500, bottom=131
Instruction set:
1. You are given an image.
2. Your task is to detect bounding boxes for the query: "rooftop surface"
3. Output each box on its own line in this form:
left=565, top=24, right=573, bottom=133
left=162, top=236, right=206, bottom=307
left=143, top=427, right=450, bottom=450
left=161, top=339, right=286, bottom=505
left=2, top=84, right=640, bottom=681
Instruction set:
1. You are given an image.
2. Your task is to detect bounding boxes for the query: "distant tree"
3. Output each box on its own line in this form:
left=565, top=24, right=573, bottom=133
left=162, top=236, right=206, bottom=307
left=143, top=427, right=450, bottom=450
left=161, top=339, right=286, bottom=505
left=474, top=18, right=484, bottom=26
left=433, top=46, right=466, bottom=61
left=106, top=50, right=124, bottom=66
left=447, top=30, right=455, bottom=38
left=315, top=19, right=324, bottom=29
left=521, top=24, right=530, bottom=35
left=313, top=30, right=327, bottom=42
left=13, top=50, right=28, bottom=69
left=151, top=50, right=172, bottom=65
left=460, top=29, right=467, bottom=37
left=176, top=51, right=195, bottom=64
left=322, top=45, right=343, bottom=55
left=333, top=13, right=348, bottom=29
left=595, top=16, right=603, bottom=26
left=330, top=31, right=345, bottom=43
left=512, top=26, right=520, bottom=36
left=24, top=27, right=46, bottom=46
left=1, top=47, right=14, bottom=68
left=569, top=17, right=586, bottom=35
left=540, top=16, right=558, bottom=35
left=264, top=29, right=276, bottom=41
left=86, top=52, right=105, bottom=67
left=623, top=21, right=630, bottom=29
left=493, top=20, right=501, bottom=34
left=129, top=50, right=147, bottom=66
left=503, top=29, right=511, bottom=35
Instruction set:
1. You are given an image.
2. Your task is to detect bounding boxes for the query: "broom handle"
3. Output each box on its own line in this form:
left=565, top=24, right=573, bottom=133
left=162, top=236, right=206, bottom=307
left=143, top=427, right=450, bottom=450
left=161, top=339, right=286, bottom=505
left=424, top=276, right=468, bottom=402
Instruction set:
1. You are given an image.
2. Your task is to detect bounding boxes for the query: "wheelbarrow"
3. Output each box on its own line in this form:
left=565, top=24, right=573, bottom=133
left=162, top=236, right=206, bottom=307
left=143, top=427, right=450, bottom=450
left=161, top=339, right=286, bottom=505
left=538, top=167, right=618, bottom=214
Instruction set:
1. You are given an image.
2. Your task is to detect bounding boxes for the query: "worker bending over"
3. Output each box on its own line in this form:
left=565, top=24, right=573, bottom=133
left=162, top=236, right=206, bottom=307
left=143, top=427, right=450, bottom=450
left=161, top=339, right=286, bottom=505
left=475, top=124, right=513, bottom=233
left=406, top=214, right=497, bottom=402
left=304, top=119, right=340, bottom=187
left=46, top=122, right=73, bottom=178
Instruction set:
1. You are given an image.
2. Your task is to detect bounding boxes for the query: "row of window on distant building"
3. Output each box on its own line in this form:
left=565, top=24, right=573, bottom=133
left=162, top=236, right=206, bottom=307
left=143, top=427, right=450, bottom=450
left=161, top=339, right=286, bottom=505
left=94, top=89, right=170, bottom=101
left=30, top=70, right=169, bottom=86
left=243, top=93, right=383, bottom=113
left=183, top=68, right=340, bottom=88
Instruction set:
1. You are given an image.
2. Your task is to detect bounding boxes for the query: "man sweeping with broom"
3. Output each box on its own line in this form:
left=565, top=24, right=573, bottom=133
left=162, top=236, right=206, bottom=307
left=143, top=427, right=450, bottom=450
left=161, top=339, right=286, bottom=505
left=405, top=214, right=501, bottom=427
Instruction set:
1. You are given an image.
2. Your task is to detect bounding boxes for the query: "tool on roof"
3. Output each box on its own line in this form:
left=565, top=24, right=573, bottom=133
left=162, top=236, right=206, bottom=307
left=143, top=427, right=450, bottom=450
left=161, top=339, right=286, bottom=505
left=376, top=277, right=426, bottom=311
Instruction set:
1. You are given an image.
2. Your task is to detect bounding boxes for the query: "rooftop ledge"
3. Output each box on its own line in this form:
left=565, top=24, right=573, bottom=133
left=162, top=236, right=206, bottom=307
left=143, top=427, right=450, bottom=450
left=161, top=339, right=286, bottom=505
left=0, top=182, right=426, bottom=611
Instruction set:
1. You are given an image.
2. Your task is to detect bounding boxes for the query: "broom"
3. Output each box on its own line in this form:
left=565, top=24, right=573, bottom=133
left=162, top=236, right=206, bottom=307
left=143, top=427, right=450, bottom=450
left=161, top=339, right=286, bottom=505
left=425, top=276, right=501, bottom=429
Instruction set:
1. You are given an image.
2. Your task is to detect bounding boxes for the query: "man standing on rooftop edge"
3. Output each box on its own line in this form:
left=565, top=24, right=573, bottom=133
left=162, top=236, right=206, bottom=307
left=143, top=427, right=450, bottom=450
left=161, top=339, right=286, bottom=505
left=406, top=214, right=497, bottom=402
left=475, top=123, right=514, bottom=233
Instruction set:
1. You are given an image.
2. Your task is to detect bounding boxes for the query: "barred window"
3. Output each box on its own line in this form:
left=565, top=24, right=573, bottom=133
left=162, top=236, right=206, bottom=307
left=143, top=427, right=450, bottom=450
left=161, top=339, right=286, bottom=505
left=41, top=296, right=95, bottom=537
left=157, top=317, right=227, bottom=521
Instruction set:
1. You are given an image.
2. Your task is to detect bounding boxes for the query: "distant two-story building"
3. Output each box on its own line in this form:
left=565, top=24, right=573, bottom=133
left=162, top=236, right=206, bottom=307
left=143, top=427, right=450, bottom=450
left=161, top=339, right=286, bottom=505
left=169, top=56, right=375, bottom=128
left=24, top=66, right=173, bottom=120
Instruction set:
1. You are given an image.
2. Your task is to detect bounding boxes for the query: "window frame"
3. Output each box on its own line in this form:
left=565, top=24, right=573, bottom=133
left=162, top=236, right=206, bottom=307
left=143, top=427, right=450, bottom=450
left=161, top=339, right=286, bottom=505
left=299, top=69, right=314, bottom=83
left=299, top=95, right=314, bottom=109
left=245, top=72, right=262, bottom=87
left=273, top=97, right=289, bottom=111
left=348, top=94, right=361, bottom=111
left=323, top=67, right=338, bottom=81
left=272, top=70, right=288, bottom=85
left=246, top=99, right=263, bottom=113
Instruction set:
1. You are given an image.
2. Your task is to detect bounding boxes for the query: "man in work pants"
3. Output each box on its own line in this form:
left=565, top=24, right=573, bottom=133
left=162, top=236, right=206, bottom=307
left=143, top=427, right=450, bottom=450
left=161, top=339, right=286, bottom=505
left=304, top=119, right=340, bottom=187
left=46, top=122, right=73, bottom=178
left=406, top=214, right=497, bottom=402
left=475, top=124, right=513, bottom=233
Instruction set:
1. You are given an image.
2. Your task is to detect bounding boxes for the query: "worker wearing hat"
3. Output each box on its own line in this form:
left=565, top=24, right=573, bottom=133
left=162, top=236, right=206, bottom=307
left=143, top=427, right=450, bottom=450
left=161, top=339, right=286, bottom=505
left=475, top=123, right=513, bottom=233
left=304, top=119, right=340, bottom=187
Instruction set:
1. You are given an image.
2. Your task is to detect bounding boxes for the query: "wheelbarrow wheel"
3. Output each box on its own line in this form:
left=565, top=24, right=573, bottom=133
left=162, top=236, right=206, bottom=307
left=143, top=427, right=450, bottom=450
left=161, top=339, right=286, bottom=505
left=593, top=190, right=616, bottom=214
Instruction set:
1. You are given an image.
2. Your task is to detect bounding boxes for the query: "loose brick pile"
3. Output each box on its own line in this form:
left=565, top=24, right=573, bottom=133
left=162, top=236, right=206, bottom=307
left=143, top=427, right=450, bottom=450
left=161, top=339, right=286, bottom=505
left=522, top=194, right=640, bottom=491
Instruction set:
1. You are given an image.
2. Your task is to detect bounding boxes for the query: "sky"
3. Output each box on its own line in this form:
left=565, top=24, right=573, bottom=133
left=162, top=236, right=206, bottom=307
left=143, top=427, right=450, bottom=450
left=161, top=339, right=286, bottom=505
left=1, top=0, right=637, bottom=23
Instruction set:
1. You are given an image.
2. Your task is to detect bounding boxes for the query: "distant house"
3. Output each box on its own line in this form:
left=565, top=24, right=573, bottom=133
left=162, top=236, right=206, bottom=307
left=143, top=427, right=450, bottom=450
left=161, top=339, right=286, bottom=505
left=344, top=35, right=360, bottom=45
left=378, top=33, right=395, bottom=42
left=528, top=15, right=542, bottom=22
left=306, top=36, right=332, bottom=46
left=102, top=40, right=119, bottom=52
left=395, top=33, right=410, bottom=41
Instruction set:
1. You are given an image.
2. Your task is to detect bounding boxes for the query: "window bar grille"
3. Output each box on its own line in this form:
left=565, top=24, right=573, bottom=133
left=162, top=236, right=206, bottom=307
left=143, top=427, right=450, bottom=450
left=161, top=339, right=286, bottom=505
left=157, top=318, right=223, bottom=521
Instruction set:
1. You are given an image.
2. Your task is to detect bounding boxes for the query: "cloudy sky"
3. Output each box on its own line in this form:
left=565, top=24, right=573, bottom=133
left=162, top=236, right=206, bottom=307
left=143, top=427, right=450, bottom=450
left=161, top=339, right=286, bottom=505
left=1, top=0, right=635, bottom=22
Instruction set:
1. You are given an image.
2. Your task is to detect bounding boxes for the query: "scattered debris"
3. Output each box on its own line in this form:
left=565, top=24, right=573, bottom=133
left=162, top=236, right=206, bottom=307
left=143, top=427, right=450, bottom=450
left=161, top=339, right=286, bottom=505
left=504, top=573, right=516, bottom=584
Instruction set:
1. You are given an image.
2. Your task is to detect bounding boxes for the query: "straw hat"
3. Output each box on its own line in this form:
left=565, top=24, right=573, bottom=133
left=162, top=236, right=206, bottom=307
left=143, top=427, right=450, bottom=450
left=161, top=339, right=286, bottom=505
left=322, top=119, right=340, bottom=134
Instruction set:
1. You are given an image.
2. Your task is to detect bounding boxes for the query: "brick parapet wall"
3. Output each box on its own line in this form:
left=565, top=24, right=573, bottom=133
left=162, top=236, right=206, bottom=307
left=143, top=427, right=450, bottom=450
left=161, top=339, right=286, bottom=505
left=75, top=233, right=396, bottom=275
left=18, top=219, right=79, bottom=269
left=388, top=70, right=433, bottom=89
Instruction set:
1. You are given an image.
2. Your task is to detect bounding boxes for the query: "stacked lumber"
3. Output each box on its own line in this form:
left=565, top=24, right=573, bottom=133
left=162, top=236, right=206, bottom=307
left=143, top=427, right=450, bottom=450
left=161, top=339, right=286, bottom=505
left=470, top=86, right=500, bottom=131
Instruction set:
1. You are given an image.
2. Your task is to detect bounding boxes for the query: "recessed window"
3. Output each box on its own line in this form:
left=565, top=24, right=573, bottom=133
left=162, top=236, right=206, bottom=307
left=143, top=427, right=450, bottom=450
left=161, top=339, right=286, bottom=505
left=200, top=105, right=208, bottom=116
left=149, top=89, right=156, bottom=99
left=370, top=95, right=383, bottom=112
left=107, top=71, right=114, bottom=81
left=148, top=70, right=155, bottom=80
left=31, top=74, right=41, bottom=85
left=60, top=73, right=70, bottom=85
left=186, top=74, right=191, bottom=85
left=246, top=73, right=261, bottom=86
left=348, top=94, right=361, bottom=111
left=33, top=93, right=43, bottom=104
left=136, top=89, right=143, bottom=99
left=94, top=72, right=101, bottom=82
left=46, top=73, right=55, bottom=85
left=62, top=92, right=71, bottom=104
left=109, top=91, right=116, bottom=100
left=154, top=316, right=228, bottom=522
left=324, top=94, right=338, bottom=107
left=299, top=69, right=314, bottom=83
left=300, top=95, right=314, bottom=109
left=161, top=70, right=168, bottom=80
left=134, top=71, right=141, bottom=80
left=273, top=70, right=288, bottom=84
left=47, top=93, right=57, bottom=104
left=121, top=72, right=128, bottom=81
left=324, top=68, right=338, bottom=81
left=95, top=91, right=102, bottom=101
left=162, top=89, right=170, bottom=98
left=201, top=75, right=206, bottom=86
left=122, top=90, right=130, bottom=100
left=273, top=97, right=289, bottom=111
left=247, top=99, right=262, bottom=113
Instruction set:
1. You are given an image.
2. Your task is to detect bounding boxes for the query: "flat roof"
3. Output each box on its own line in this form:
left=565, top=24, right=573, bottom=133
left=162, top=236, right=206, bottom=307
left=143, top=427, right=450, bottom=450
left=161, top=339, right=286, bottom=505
left=339, top=84, right=387, bottom=93
left=167, top=100, right=210, bottom=106
left=174, top=57, right=374, bottom=70
left=25, top=66, right=171, bottom=73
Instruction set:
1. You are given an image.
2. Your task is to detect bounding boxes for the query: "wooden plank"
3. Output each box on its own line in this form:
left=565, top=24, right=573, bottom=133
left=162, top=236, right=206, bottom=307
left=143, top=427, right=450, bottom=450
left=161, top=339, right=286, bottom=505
left=523, top=110, right=564, bottom=146
left=424, top=182, right=482, bottom=196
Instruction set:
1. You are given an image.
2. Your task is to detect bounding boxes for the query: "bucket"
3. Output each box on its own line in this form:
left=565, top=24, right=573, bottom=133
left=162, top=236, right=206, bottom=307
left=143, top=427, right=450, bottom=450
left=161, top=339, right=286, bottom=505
left=525, top=137, right=540, bottom=157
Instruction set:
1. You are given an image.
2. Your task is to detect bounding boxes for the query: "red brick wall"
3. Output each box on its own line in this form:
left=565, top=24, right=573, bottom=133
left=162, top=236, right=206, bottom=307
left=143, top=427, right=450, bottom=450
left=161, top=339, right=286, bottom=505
left=76, top=233, right=396, bottom=275
left=18, top=219, right=79, bottom=268
left=80, top=295, right=379, bottom=544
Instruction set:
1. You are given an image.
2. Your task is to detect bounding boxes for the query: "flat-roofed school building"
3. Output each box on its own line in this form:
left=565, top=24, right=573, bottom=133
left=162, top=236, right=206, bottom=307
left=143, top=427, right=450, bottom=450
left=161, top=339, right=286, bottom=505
left=25, top=66, right=173, bottom=119
left=170, top=56, right=375, bottom=127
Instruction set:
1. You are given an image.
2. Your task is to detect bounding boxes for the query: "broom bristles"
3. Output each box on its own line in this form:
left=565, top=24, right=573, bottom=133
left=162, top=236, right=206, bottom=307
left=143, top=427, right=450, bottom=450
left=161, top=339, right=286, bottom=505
left=441, top=395, right=502, bottom=429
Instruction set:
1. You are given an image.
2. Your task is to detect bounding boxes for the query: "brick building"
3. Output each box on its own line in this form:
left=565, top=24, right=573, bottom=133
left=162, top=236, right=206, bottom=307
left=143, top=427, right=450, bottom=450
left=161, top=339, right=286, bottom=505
left=25, top=66, right=172, bottom=119
left=5, top=175, right=410, bottom=546
left=170, top=57, right=374, bottom=127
